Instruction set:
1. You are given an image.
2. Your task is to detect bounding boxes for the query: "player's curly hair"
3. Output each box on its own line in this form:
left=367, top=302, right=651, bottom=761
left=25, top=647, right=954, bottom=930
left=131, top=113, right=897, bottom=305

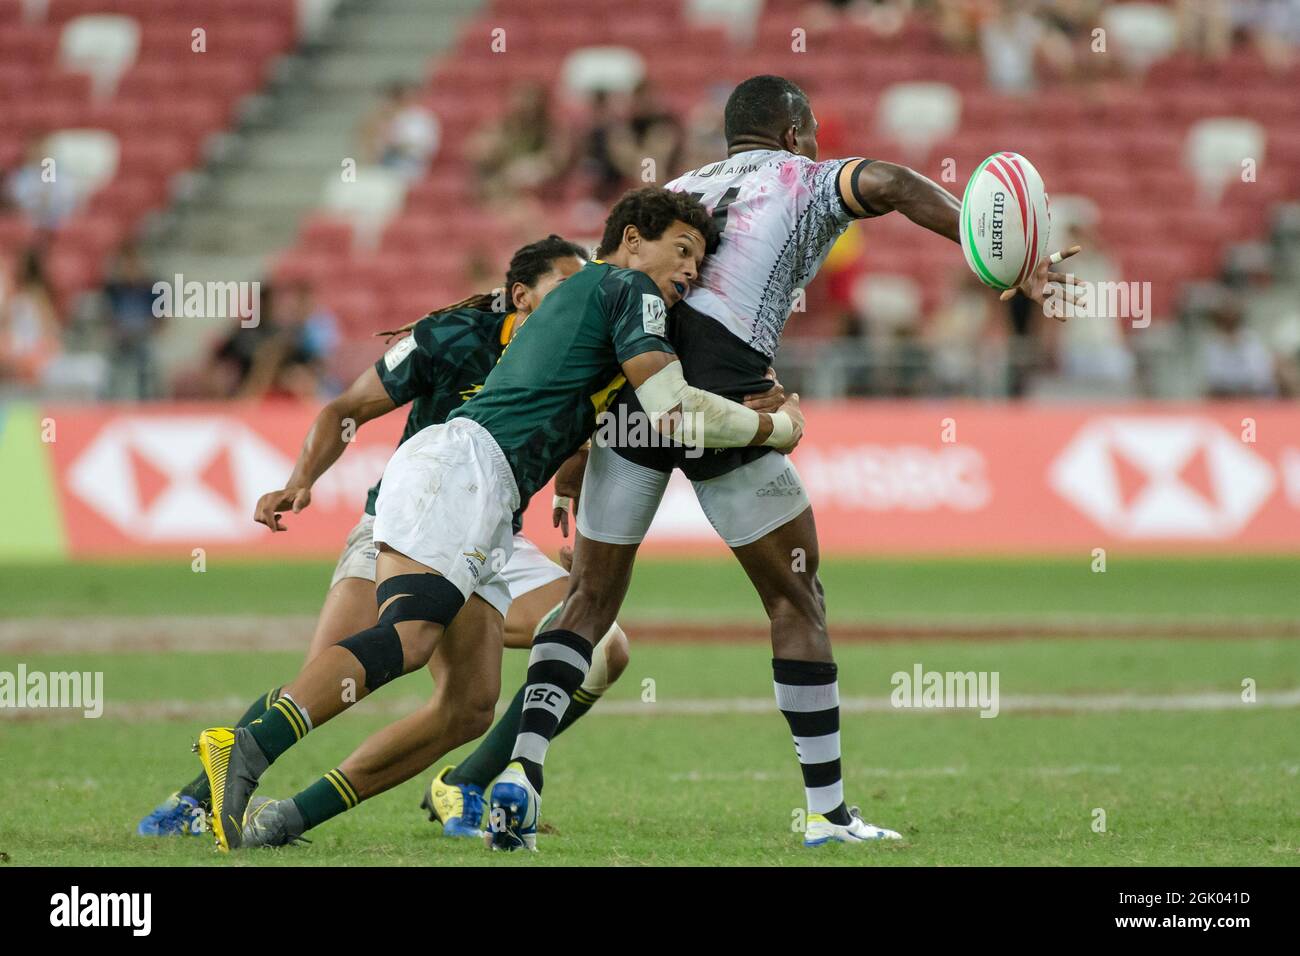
left=377, top=234, right=587, bottom=338
left=595, top=186, right=721, bottom=259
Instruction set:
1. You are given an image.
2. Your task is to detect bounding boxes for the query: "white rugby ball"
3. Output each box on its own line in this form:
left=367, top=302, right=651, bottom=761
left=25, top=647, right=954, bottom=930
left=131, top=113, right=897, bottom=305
left=959, top=152, right=1052, bottom=292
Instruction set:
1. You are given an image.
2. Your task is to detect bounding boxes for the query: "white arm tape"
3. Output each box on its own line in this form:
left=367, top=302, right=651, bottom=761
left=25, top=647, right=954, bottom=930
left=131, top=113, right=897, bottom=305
left=634, top=360, right=761, bottom=448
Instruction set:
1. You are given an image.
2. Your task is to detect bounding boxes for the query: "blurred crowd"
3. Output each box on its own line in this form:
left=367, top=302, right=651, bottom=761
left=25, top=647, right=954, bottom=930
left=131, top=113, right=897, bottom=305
left=0, top=239, right=342, bottom=402
left=3, top=0, right=1299, bottom=403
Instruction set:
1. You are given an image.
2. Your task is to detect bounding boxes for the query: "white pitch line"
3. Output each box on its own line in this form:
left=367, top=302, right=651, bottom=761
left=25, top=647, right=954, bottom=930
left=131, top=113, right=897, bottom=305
left=3, top=689, right=1297, bottom=722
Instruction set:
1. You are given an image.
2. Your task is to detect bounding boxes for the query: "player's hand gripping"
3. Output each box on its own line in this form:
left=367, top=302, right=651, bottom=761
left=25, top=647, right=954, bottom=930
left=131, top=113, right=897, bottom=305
left=552, top=445, right=589, bottom=537
left=743, top=367, right=786, bottom=414
left=999, top=245, right=1086, bottom=317
left=254, top=486, right=312, bottom=532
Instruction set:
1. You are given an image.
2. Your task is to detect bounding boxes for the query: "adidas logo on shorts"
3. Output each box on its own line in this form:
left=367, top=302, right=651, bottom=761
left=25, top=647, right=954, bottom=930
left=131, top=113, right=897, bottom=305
left=756, top=468, right=803, bottom=498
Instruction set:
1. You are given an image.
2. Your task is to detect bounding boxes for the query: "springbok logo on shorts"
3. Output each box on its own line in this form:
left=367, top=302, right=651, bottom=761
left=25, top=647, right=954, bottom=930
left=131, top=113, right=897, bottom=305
left=462, top=549, right=487, bottom=580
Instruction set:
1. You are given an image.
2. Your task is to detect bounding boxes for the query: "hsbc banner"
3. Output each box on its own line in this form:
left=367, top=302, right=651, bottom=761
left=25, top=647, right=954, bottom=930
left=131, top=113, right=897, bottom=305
left=8, top=401, right=1300, bottom=559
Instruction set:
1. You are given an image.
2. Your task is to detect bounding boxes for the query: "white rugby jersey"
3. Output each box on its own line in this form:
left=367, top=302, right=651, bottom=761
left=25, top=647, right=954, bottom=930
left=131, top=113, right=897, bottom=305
left=666, top=149, right=861, bottom=359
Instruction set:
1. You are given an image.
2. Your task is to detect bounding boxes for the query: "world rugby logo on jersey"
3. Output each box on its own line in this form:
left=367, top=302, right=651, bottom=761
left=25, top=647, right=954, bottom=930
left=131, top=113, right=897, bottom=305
left=642, top=293, right=667, bottom=337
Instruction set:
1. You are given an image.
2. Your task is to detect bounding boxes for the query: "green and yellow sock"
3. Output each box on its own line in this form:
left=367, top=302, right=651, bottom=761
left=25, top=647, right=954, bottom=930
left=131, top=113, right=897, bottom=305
left=291, top=768, right=360, bottom=828
left=247, top=693, right=311, bottom=763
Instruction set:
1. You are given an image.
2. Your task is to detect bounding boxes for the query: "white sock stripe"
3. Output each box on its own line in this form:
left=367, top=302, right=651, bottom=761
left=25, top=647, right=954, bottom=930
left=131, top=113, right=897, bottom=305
left=773, top=679, right=839, bottom=713
left=520, top=683, right=571, bottom=720
left=279, top=692, right=312, bottom=732
left=529, top=640, right=591, bottom=677
left=806, top=782, right=844, bottom=816
left=511, top=731, right=550, bottom=766
left=793, top=731, right=841, bottom=766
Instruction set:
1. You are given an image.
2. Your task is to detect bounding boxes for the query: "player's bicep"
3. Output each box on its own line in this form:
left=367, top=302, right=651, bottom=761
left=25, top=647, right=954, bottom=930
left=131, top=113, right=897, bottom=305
left=336, top=365, right=398, bottom=425
left=836, top=158, right=894, bottom=219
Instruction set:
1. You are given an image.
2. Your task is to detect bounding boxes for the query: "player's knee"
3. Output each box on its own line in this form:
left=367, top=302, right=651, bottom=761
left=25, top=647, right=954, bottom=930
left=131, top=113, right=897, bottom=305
left=603, top=623, right=631, bottom=682
left=394, top=619, right=442, bottom=668
left=451, top=693, right=497, bottom=746
left=765, top=580, right=826, bottom=631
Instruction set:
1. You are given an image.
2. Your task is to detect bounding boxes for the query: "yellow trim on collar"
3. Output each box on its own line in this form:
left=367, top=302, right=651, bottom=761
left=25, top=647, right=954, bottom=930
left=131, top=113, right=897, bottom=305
left=499, top=311, right=518, bottom=346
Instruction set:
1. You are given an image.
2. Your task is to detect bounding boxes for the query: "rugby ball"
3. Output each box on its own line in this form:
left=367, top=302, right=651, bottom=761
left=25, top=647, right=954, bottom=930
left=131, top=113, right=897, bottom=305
left=959, top=152, right=1051, bottom=292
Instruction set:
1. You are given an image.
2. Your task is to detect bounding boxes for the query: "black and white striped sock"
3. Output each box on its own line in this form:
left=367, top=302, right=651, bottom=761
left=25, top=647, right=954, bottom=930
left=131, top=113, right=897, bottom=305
left=510, top=629, right=592, bottom=792
left=773, top=658, right=851, bottom=826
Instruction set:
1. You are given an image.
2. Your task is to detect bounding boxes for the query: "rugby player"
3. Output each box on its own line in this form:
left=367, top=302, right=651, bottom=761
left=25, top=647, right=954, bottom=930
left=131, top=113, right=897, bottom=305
left=194, top=186, right=805, bottom=851
left=489, top=75, right=1084, bottom=850
left=138, top=235, right=634, bottom=840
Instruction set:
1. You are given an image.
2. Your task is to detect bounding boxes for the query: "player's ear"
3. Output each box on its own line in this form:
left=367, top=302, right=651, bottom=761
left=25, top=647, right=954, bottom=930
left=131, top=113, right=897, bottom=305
left=510, top=280, right=531, bottom=312
left=622, top=224, right=640, bottom=253
left=780, top=123, right=799, bottom=154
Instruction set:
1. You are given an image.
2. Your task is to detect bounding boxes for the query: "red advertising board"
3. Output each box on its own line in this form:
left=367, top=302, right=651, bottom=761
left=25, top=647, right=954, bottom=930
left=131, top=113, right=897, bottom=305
left=37, top=401, right=1300, bottom=558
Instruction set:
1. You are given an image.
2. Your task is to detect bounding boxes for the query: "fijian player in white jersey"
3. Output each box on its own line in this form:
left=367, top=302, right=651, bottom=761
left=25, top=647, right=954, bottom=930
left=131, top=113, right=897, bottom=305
left=490, top=75, right=1083, bottom=849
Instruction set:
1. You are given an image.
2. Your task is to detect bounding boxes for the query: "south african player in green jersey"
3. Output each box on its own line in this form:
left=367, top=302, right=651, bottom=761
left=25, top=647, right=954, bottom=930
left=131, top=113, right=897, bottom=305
left=137, top=235, right=633, bottom=840
left=194, top=186, right=805, bottom=852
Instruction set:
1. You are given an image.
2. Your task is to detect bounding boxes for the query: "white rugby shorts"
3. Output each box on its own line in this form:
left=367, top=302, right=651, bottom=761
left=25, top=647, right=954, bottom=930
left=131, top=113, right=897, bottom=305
left=576, top=439, right=810, bottom=548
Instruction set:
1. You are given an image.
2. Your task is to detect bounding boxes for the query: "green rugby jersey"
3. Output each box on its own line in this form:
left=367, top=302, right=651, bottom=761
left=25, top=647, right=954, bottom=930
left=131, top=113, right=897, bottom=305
left=363, top=305, right=515, bottom=515
left=449, top=260, right=674, bottom=511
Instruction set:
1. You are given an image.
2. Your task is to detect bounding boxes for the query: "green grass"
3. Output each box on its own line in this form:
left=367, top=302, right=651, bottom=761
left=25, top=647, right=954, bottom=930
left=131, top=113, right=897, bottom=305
left=2, top=639, right=1298, bottom=866
left=3, top=555, right=1300, bottom=621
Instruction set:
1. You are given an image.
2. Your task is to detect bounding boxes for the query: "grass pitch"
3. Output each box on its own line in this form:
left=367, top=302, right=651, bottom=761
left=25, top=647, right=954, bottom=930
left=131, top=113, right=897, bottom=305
left=1, top=557, right=1298, bottom=866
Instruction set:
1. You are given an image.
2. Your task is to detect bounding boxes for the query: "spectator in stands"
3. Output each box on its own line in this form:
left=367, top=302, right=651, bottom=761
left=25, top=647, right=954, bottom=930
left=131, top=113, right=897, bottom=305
left=233, top=281, right=339, bottom=401
left=978, top=0, right=1076, bottom=94
left=470, top=82, right=569, bottom=204
left=805, top=0, right=915, bottom=38
left=99, top=241, right=163, bottom=400
left=573, top=89, right=631, bottom=203
left=934, top=0, right=989, bottom=51
left=609, top=80, right=685, bottom=187
left=1200, top=295, right=1283, bottom=397
left=1235, top=0, right=1300, bottom=70
left=927, top=270, right=997, bottom=395
left=678, top=86, right=730, bottom=172
left=5, top=137, right=80, bottom=232
left=0, top=247, right=62, bottom=389
left=1049, top=223, right=1136, bottom=389
left=1177, top=0, right=1232, bottom=60
left=361, top=82, right=440, bottom=180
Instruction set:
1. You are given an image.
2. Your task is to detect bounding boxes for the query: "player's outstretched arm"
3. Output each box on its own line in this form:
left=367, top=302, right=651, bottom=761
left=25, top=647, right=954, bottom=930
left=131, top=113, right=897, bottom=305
left=253, top=366, right=396, bottom=531
left=837, top=159, right=960, bottom=240
left=839, top=160, right=1086, bottom=309
left=620, top=350, right=803, bottom=453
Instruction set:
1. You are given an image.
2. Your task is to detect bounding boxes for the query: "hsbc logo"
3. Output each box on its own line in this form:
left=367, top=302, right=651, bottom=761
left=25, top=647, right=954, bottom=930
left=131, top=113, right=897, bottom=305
left=66, top=416, right=291, bottom=541
left=1049, top=417, right=1274, bottom=538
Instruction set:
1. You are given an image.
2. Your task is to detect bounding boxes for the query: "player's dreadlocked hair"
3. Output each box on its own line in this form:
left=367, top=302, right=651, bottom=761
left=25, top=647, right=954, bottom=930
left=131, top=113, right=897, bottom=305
left=723, top=74, right=810, bottom=147
left=376, top=234, right=588, bottom=338
left=595, top=186, right=720, bottom=259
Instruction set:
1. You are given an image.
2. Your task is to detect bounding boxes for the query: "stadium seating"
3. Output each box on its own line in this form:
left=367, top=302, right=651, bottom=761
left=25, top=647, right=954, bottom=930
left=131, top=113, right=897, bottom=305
left=0, top=0, right=299, bottom=309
